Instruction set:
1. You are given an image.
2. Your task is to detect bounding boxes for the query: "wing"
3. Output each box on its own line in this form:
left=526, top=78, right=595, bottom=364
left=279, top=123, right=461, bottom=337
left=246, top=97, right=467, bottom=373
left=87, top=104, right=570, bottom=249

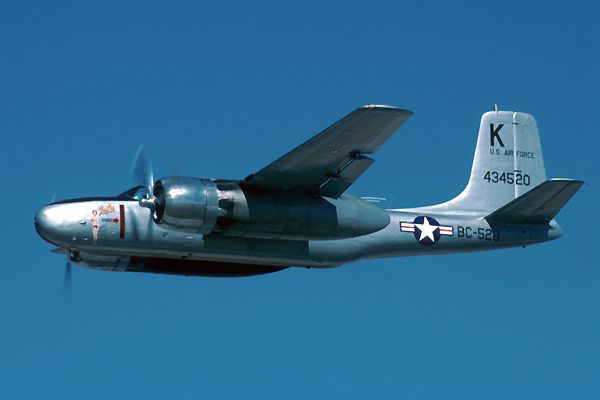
left=243, top=105, right=412, bottom=197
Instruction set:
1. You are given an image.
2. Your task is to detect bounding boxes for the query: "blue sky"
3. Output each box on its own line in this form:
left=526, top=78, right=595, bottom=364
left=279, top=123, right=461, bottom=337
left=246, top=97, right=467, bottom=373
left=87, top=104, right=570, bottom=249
left=1, top=1, right=598, bottom=398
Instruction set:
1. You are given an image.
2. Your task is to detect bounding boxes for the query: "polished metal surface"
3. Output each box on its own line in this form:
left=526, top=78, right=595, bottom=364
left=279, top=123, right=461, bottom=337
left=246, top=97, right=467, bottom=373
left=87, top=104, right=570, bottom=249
left=34, top=106, right=582, bottom=277
left=153, top=177, right=221, bottom=234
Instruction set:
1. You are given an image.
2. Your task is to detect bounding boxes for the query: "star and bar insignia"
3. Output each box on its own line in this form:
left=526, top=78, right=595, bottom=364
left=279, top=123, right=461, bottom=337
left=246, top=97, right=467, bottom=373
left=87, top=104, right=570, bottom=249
left=400, top=216, right=453, bottom=246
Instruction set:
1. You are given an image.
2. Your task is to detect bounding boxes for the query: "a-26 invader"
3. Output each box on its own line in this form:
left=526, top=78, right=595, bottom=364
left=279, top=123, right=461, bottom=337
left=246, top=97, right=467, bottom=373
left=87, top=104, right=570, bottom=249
left=35, top=105, right=582, bottom=277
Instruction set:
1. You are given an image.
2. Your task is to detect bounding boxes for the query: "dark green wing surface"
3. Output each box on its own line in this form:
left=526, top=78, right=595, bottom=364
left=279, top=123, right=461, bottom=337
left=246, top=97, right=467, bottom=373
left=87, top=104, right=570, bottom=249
left=244, top=105, right=412, bottom=198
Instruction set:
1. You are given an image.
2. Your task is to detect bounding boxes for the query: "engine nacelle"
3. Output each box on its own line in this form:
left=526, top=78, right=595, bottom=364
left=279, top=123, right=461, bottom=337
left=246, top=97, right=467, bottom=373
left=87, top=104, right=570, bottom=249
left=151, top=177, right=390, bottom=240
left=152, top=177, right=221, bottom=234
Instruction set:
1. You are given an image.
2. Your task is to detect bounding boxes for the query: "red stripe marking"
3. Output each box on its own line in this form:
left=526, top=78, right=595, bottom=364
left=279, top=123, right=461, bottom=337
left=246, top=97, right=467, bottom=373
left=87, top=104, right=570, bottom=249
left=119, top=205, right=125, bottom=239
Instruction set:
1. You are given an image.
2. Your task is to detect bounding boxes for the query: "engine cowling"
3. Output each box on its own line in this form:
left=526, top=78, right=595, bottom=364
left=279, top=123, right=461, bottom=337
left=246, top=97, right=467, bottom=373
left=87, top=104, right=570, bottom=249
left=152, top=177, right=222, bottom=234
left=150, top=177, right=390, bottom=239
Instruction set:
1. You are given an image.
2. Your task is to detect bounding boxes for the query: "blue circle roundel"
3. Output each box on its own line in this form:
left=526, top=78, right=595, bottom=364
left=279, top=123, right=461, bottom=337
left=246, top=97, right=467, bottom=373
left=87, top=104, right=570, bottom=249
left=412, top=216, right=441, bottom=246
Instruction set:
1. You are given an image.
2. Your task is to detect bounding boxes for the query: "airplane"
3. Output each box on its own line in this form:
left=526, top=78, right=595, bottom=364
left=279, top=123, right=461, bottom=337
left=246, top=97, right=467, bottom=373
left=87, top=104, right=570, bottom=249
left=34, top=105, right=583, bottom=278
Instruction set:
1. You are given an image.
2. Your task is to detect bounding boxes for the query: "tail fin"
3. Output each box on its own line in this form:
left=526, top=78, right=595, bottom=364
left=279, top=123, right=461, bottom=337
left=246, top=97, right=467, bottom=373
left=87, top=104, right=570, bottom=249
left=485, top=178, right=583, bottom=225
left=445, top=110, right=547, bottom=213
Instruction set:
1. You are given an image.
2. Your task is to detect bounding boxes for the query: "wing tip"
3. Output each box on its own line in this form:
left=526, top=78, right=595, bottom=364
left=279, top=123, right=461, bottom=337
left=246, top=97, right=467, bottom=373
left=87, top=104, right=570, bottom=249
left=548, top=178, right=585, bottom=187
left=361, top=104, right=413, bottom=115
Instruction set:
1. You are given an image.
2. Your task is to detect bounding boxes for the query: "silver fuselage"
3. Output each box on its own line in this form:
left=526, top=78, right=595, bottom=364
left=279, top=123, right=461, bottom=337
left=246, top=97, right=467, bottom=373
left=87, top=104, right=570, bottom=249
left=33, top=107, right=581, bottom=277
left=34, top=195, right=562, bottom=274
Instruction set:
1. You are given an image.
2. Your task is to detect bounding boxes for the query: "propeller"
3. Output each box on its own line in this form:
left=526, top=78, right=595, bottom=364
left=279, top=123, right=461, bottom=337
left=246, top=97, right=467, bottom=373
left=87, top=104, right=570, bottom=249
left=64, top=253, right=72, bottom=293
left=130, top=144, right=158, bottom=210
left=130, top=144, right=154, bottom=194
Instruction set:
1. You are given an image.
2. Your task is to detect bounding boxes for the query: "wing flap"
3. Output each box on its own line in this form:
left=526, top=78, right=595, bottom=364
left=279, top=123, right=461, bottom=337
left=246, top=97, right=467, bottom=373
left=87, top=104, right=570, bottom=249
left=319, top=155, right=374, bottom=198
left=485, top=179, right=583, bottom=225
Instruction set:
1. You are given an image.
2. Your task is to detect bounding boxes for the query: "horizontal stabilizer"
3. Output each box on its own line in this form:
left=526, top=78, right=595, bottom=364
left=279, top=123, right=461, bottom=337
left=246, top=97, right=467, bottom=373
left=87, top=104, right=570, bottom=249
left=485, top=179, right=583, bottom=225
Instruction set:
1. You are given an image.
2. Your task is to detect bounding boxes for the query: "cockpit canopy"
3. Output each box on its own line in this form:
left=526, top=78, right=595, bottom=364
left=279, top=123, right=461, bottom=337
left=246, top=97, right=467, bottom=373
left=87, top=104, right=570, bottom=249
left=117, top=185, right=151, bottom=200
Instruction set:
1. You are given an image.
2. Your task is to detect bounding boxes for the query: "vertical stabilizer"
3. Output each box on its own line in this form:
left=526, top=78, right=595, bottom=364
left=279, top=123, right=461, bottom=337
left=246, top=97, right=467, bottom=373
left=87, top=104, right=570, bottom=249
left=439, top=110, right=547, bottom=213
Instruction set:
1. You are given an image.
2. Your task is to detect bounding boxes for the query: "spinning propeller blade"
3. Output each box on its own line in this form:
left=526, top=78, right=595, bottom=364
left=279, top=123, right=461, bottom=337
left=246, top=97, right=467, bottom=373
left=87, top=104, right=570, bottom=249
left=130, top=144, right=154, bottom=193
left=64, top=254, right=72, bottom=293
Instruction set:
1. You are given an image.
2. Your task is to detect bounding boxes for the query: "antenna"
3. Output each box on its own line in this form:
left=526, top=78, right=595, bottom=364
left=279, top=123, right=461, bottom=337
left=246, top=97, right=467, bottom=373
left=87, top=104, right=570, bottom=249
left=494, top=103, right=499, bottom=113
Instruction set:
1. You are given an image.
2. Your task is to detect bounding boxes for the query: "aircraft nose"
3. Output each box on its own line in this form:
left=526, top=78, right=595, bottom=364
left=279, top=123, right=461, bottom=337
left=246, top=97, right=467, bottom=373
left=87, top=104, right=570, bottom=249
left=34, top=205, right=62, bottom=245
